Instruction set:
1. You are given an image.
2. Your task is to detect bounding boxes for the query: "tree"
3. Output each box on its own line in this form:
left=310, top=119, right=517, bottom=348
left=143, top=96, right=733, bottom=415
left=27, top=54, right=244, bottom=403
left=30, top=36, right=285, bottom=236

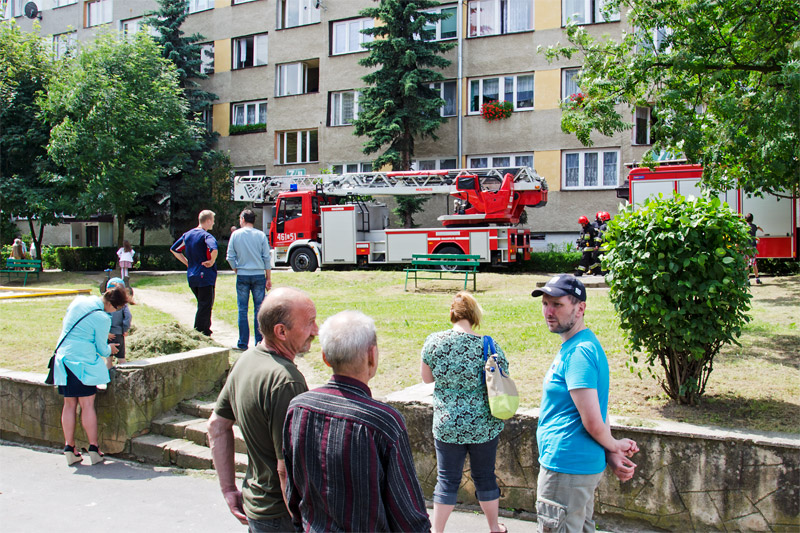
left=541, top=0, right=800, bottom=197
left=393, top=196, right=429, bottom=228
left=354, top=0, right=456, bottom=172
left=42, top=31, right=199, bottom=246
left=144, top=0, right=227, bottom=238
left=0, top=20, right=74, bottom=258
left=603, top=194, right=753, bottom=405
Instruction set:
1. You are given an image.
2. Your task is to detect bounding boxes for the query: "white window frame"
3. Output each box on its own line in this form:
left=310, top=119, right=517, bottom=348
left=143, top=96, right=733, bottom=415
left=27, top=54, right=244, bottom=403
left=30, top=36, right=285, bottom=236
left=468, top=153, right=534, bottom=169
left=332, top=18, right=374, bottom=55
left=200, top=43, right=214, bottom=75
left=231, top=100, right=268, bottom=127
left=429, top=81, right=457, bottom=117
left=422, top=5, right=457, bottom=40
left=276, top=60, right=318, bottom=96
left=187, top=0, right=213, bottom=14
left=232, top=0, right=257, bottom=4
left=54, top=0, right=78, bottom=7
left=330, top=90, right=360, bottom=127
left=633, top=107, right=652, bottom=146
left=412, top=158, right=458, bottom=171
left=468, top=0, right=533, bottom=38
left=561, top=67, right=581, bottom=101
left=562, top=148, right=620, bottom=189
left=52, top=31, right=77, bottom=60
left=1, top=0, right=23, bottom=19
left=233, top=33, right=268, bottom=70
left=561, top=0, right=619, bottom=26
left=277, top=0, right=320, bottom=29
left=277, top=129, right=318, bottom=165
left=468, top=74, right=534, bottom=114
left=234, top=167, right=265, bottom=177
left=331, top=162, right=373, bottom=174
left=86, top=0, right=112, bottom=27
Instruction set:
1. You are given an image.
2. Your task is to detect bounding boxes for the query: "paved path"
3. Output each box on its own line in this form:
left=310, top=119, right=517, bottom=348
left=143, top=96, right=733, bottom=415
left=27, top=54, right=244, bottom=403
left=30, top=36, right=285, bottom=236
left=0, top=442, right=536, bottom=532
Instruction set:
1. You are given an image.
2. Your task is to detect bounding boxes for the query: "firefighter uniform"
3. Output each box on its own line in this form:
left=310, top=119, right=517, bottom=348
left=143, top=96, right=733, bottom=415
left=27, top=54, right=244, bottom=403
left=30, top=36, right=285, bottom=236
left=576, top=217, right=599, bottom=276
left=591, top=213, right=608, bottom=275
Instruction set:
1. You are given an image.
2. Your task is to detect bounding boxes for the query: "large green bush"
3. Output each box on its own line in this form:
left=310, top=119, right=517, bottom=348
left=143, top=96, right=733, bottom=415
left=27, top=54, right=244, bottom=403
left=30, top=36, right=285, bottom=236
left=603, top=194, right=753, bottom=405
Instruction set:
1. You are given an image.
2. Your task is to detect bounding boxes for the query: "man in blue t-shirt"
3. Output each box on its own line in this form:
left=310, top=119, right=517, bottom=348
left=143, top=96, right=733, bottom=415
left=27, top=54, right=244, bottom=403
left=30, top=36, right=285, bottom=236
left=171, top=210, right=218, bottom=336
left=532, top=275, right=639, bottom=532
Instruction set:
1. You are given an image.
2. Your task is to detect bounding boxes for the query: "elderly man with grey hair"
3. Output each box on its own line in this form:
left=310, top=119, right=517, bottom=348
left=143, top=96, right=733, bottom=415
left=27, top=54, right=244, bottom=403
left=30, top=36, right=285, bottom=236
left=282, top=310, right=431, bottom=533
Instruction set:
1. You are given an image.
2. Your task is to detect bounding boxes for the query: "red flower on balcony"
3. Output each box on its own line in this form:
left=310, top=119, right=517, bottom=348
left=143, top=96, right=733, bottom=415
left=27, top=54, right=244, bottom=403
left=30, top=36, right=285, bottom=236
left=480, top=100, right=513, bottom=122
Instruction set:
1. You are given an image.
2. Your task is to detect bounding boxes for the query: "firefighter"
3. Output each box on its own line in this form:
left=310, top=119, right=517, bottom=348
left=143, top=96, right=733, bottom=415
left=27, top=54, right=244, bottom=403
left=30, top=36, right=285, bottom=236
left=592, top=212, right=611, bottom=275
left=575, top=215, right=599, bottom=276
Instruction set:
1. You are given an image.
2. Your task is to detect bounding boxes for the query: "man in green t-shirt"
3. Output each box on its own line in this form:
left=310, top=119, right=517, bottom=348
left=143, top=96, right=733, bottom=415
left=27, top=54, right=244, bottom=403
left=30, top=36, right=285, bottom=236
left=208, top=287, right=318, bottom=532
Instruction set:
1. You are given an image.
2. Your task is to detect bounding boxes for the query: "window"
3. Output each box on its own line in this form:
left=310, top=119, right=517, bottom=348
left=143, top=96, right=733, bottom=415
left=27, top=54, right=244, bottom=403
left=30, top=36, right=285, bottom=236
left=277, top=130, right=318, bottom=164
left=637, top=26, right=671, bottom=53
left=276, top=60, right=319, bottom=96
left=468, top=153, right=533, bottom=169
left=233, top=0, right=257, bottom=4
left=422, top=5, right=457, bottom=40
left=0, top=0, right=22, bottom=19
left=330, top=91, right=360, bottom=126
left=562, top=0, right=619, bottom=25
left=201, top=106, right=213, bottom=131
left=232, top=100, right=267, bottom=126
left=277, top=196, right=304, bottom=223
left=52, top=32, right=77, bottom=60
left=633, top=107, right=653, bottom=145
left=187, top=0, right=213, bottom=14
left=413, top=158, right=457, bottom=171
left=121, top=17, right=144, bottom=36
left=331, top=162, right=373, bottom=174
left=55, top=0, right=78, bottom=6
left=233, top=33, right=268, bottom=70
left=277, top=0, right=320, bottom=29
left=469, top=74, right=533, bottom=113
left=332, top=18, right=374, bottom=55
left=429, top=81, right=457, bottom=117
left=86, top=0, right=112, bottom=27
left=563, top=149, right=619, bottom=189
left=200, top=43, right=214, bottom=74
left=468, top=0, right=532, bottom=37
left=561, top=68, right=582, bottom=101
left=234, top=167, right=265, bottom=177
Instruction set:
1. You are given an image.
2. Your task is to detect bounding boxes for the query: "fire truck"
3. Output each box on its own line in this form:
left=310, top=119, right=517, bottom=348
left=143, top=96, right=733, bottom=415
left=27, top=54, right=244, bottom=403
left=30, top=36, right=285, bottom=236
left=233, top=167, right=548, bottom=271
left=624, top=162, right=798, bottom=258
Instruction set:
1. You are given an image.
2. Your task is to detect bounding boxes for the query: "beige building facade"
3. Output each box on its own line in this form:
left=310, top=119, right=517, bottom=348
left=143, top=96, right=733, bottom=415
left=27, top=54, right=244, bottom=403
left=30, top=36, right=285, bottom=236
left=8, top=0, right=654, bottom=241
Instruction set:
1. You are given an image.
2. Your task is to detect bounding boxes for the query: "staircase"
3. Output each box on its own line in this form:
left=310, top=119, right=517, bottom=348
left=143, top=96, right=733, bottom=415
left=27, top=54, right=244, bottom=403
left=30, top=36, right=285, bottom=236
left=130, top=399, right=247, bottom=472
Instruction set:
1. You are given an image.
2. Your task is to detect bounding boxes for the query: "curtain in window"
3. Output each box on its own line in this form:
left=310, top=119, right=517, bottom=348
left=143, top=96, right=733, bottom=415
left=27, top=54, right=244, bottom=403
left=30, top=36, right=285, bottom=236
left=341, top=92, right=355, bottom=124
left=505, top=0, right=532, bottom=32
left=237, top=39, right=249, bottom=68
left=234, top=106, right=245, bottom=126
left=565, top=153, right=580, bottom=187
left=258, top=103, right=267, bottom=125
left=493, top=157, right=511, bottom=167
left=516, top=155, right=533, bottom=167
left=418, top=160, right=436, bottom=170
left=470, top=158, right=488, bottom=168
left=470, top=80, right=481, bottom=112
left=440, top=159, right=457, bottom=170
left=469, top=0, right=496, bottom=36
left=603, top=152, right=618, bottom=186
left=562, top=0, right=586, bottom=24
left=442, top=82, right=456, bottom=116
left=483, top=78, right=499, bottom=104
left=563, top=69, right=579, bottom=100
left=246, top=104, right=256, bottom=125
left=504, top=77, right=514, bottom=104
left=584, top=152, right=598, bottom=186
left=516, top=75, right=534, bottom=108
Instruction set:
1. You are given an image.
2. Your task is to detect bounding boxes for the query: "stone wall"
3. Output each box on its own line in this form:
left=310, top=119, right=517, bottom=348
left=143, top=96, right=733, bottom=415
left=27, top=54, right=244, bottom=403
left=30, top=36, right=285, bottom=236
left=387, top=385, right=800, bottom=532
left=0, top=347, right=229, bottom=454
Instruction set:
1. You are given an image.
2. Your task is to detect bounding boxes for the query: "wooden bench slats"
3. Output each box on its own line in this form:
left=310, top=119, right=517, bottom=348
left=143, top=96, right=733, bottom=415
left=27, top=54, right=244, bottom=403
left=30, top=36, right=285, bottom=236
left=1, top=259, right=42, bottom=287
left=404, top=254, right=480, bottom=291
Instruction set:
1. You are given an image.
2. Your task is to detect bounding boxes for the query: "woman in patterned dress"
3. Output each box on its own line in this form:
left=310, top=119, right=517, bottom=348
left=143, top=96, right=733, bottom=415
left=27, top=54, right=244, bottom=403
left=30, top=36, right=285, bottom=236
left=421, top=291, right=509, bottom=533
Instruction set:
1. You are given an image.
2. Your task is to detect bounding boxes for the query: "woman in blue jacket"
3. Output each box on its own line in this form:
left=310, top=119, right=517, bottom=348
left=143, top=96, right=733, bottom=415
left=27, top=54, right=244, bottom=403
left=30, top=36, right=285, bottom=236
left=55, top=285, right=129, bottom=465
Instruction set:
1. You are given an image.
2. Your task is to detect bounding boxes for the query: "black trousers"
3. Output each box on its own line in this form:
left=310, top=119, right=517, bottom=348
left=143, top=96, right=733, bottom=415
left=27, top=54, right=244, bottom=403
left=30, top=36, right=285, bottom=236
left=190, top=284, right=215, bottom=336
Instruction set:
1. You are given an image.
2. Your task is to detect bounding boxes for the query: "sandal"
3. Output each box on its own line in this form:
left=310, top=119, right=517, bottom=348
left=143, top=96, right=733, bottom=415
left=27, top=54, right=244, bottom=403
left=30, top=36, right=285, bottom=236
left=83, top=444, right=105, bottom=465
left=491, top=525, right=508, bottom=533
left=64, top=445, right=82, bottom=465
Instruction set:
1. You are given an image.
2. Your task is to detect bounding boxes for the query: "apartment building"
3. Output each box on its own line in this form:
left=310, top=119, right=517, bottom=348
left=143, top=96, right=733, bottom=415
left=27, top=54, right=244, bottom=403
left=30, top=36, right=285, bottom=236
left=8, top=0, right=653, bottom=240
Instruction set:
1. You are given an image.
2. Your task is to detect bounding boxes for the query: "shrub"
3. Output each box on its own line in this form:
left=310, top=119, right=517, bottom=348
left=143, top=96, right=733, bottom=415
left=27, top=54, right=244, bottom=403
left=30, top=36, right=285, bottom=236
left=603, top=194, right=753, bottom=405
left=55, top=247, right=117, bottom=271
left=758, top=258, right=800, bottom=276
left=527, top=251, right=581, bottom=273
left=228, top=123, right=266, bottom=135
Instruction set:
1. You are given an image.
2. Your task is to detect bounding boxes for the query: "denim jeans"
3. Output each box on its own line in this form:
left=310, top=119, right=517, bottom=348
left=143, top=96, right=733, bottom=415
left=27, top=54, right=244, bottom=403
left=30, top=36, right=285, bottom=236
left=433, top=436, right=501, bottom=505
left=236, top=274, right=266, bottom=349
left=247, top=514, right=295, bottom=533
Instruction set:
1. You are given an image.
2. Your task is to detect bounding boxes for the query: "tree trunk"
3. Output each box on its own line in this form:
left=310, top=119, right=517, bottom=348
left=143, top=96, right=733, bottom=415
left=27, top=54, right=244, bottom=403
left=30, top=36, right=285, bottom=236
left=139, top=228, right=146, bottom=248
left=27, top=218, right=44, bottom=271
left=117, top=215, right=126, bottom=248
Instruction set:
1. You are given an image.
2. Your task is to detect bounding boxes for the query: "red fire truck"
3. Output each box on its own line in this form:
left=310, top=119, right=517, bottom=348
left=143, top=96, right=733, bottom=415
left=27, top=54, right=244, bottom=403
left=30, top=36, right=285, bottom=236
left=233, top=167, right=548, bottom=271
left=625, top=162, right=798, bottom=258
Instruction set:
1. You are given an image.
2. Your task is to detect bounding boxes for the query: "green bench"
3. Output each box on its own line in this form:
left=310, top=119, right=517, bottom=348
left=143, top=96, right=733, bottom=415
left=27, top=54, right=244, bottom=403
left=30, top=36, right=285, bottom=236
left=404, top=254, right=480, bottom=291
left=1, top=259, right=42, bottom=286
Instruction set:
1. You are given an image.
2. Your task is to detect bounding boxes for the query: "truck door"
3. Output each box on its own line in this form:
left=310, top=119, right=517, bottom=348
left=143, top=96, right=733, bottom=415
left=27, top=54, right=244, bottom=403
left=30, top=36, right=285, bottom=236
left=272, top=195, right=305, bottom=247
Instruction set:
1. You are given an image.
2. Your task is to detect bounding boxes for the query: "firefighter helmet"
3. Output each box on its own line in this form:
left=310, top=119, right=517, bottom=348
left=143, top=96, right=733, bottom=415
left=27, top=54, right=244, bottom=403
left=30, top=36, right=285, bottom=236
left=595, top=211, right=604, bottom=221
left=601, top=211, right=611, bottom=221
left=578, top=215, right=590, bottom=225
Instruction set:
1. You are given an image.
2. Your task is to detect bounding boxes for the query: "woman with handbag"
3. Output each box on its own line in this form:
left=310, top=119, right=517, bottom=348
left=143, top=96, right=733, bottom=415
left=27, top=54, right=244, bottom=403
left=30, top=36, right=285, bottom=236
left=53, top=285, right=129, bottom=465
left=420, top=291, right=510, bottom=533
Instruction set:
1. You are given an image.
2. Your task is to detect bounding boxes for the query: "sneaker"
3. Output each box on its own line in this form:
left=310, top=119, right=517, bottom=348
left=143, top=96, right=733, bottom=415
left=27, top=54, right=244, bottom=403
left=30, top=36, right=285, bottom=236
left=231, top=346, right=246, bottom=352
left=756, top=278, right=762, bottom=285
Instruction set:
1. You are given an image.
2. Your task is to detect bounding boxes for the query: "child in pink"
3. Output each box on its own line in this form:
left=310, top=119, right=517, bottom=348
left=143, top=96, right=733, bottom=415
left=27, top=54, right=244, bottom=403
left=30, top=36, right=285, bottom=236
left=116, top=240, right=135, bottom=278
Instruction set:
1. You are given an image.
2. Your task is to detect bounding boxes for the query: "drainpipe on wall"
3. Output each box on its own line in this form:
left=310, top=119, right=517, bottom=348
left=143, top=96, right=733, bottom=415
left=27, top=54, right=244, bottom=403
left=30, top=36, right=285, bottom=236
left=457, top=0, right=465, bottom=167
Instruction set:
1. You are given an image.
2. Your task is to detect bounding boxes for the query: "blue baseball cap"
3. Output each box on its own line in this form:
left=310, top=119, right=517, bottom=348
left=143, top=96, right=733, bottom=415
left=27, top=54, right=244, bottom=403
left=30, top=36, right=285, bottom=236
left=107, top=277, right=125, bottom=288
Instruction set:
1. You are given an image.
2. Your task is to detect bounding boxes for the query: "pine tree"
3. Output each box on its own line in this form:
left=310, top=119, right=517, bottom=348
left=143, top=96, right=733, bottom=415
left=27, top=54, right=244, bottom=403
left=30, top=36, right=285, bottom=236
left=354, top=0, right=456, bottom=172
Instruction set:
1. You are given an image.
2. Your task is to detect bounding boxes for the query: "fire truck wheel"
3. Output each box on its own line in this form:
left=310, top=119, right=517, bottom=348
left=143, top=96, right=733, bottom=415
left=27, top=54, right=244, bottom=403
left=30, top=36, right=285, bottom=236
left=290, top=247, right=318, bottom=272
left=435, top=245, right=463, bottom=272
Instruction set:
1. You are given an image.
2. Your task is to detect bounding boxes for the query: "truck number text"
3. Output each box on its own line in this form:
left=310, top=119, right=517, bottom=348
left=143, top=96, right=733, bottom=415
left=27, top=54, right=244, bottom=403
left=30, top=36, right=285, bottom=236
left=276, top=233, right=297, bottom=242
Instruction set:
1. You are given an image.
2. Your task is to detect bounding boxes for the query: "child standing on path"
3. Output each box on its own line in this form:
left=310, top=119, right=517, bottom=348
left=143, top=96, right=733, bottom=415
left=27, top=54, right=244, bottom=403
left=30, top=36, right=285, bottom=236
left=117, top=240, right=135, bottom=279
left=745, top=213, right=764, bottom=285
left=105, top=277, right=132, bottom=369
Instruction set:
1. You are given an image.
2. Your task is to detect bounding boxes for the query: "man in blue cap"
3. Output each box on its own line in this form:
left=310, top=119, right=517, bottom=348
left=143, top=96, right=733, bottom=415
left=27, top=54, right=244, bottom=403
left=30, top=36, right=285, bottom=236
left=531, top=274, right=639, bottom=532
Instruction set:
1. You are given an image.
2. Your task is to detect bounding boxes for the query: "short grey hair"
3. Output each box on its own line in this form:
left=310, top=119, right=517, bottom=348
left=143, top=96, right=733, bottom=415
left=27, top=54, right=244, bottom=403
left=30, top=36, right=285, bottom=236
left=319, top=310, right=377, bottom=372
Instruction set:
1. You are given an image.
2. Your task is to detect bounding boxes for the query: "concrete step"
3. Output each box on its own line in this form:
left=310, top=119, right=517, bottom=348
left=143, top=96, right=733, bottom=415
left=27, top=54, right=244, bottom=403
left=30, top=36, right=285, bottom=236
left=179, top=399, right=215, bottom=419
left=156, top=404, right=247, bottom=455
left=131, top=433, right=247, bottom=473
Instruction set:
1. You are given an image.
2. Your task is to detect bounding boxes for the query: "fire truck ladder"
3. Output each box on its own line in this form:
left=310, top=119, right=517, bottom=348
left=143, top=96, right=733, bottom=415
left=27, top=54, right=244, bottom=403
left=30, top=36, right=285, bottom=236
left=233, top=167, right=546, bottom=203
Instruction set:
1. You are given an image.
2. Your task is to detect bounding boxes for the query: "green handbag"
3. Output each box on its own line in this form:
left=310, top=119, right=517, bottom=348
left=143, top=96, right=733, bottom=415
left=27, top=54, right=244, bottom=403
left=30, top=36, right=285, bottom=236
left=483, top=335, right=519, bottom=420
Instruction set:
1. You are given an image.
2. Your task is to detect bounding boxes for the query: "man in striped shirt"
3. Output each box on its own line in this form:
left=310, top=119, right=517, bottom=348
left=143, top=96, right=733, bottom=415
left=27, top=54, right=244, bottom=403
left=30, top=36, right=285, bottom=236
left=283, top=310, right=431, bottom=532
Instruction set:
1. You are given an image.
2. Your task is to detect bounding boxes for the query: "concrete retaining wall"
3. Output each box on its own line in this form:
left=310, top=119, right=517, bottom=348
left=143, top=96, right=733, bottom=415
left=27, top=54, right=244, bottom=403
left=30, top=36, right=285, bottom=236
left=387, top=384, right=800, bottom=532
left=0, top=347, right=229, bottom=454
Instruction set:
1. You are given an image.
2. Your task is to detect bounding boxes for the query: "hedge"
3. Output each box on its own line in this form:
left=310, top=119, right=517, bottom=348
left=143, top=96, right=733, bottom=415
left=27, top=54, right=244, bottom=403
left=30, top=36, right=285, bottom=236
left=52, top=244, right=232, bottom=272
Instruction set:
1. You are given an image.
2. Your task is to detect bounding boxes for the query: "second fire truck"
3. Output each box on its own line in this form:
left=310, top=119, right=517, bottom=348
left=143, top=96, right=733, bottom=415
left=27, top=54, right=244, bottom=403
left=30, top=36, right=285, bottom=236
left=233, top=167, right=548, bottom=272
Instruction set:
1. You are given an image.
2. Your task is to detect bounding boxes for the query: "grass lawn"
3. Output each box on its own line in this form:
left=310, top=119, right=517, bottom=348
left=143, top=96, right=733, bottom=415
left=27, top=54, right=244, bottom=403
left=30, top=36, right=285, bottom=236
left=3, top=270, right=798, bottom=433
